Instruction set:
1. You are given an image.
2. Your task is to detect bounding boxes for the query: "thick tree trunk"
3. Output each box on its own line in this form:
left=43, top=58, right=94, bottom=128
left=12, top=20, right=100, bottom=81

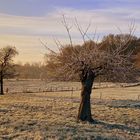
left=77, top=70, right=95, bottom=122
left=0, top=74, right=4, bottom=95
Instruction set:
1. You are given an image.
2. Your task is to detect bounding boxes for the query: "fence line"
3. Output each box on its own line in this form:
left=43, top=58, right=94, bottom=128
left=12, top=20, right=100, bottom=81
left=4, top=82, right=140, bottom=100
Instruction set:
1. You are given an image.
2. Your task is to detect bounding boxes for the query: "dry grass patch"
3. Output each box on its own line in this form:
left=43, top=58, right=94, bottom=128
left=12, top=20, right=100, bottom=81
left=0, top=92, right=140, bottom=139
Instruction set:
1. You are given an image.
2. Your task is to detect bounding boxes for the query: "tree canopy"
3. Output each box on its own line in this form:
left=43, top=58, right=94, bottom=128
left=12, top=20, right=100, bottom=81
left=45, top=34, right=139, bottom=83
left=0, top=46, right=18, bottom=95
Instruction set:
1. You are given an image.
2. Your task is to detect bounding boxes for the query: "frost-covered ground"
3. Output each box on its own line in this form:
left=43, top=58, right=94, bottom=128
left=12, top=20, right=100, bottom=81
left=0, top=80, right=140, bottom=139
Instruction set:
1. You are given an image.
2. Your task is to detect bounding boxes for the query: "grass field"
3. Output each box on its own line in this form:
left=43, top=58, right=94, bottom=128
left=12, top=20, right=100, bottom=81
left=0, top=80, right=140, bottom=139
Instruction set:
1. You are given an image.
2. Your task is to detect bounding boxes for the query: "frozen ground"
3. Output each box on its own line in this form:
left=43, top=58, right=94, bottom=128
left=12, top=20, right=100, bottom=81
left=0, top=80, right=140, bottom=139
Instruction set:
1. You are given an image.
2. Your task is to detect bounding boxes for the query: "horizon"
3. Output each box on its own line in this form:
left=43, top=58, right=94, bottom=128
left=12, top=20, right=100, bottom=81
left=0, top=0, right=140, bottom=63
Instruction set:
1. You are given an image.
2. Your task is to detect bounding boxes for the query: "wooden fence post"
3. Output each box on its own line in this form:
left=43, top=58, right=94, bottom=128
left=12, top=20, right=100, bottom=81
left=71, top=87, right=73, bottom=107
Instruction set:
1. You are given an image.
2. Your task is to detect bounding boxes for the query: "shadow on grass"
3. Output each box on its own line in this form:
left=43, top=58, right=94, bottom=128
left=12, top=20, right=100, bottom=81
left=92, top=119, right=140, bottom=133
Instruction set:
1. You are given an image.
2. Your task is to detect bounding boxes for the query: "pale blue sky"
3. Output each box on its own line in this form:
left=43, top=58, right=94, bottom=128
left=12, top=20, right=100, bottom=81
left=0, top=0, right=140, bottom=63
left=0, top=0, right=140, bottom=16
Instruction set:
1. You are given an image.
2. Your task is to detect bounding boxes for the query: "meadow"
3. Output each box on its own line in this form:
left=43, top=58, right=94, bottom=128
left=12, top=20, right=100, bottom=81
left=0, top=80, right=140, bottom=139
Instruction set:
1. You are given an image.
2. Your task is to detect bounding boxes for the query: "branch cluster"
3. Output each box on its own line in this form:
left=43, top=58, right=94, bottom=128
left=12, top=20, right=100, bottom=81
left=0, top=46, right=18, bottom=78
left=44, top=16, right=139, bottom=82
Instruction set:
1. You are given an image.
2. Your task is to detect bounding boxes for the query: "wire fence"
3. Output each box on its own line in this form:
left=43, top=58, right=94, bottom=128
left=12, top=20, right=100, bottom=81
left=3, top=80, right=140, bottom=100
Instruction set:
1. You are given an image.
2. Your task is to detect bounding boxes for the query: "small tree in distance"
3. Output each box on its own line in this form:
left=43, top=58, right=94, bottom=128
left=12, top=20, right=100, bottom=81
left=0, top=46, right=18, bottom=95
left=44, top=16, right=139, bottom=123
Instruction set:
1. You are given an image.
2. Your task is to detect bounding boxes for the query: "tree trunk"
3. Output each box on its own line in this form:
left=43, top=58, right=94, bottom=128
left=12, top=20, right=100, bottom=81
left=77, top=70, right=95, bottom=122
left=0, top=74, right=4, bottom=95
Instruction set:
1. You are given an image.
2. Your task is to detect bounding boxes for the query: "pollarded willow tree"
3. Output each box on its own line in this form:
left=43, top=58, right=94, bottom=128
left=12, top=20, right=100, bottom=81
left=44, top=16, right=139, bottom=122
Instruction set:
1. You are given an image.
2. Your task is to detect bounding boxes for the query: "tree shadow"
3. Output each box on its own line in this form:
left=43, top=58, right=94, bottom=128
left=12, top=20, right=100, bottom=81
left=91, top=119, right=140, bottom=133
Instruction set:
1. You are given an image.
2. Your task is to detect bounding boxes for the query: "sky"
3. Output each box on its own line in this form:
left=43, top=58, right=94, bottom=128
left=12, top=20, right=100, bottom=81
left=0, top=0, right=140, bottom=63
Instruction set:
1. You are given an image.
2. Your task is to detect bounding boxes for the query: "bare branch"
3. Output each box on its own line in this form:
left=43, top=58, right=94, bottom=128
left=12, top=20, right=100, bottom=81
left=39, top=39, right=57, bottom=54
left=74, top=17, right=92, bottom=43
left=53, top=37, right=63, bottom=49
left=61, top=14, right=73, bottom=46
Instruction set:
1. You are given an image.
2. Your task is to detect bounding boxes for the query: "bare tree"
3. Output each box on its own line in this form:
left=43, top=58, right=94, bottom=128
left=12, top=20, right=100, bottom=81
left=0, top=46, right=18, bottom=95
left=44, top=17, right=139, bottom=122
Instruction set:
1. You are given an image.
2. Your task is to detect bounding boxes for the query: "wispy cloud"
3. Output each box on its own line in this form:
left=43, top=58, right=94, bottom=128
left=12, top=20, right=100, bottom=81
left=1, top=7, right=140, bottom=35
left=0, top=5, right=140, bottom=63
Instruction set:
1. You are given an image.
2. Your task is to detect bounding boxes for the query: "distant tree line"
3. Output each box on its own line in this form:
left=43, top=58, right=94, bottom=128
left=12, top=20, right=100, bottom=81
left=15, top=63, right=47, bottom=80
left=101, top=34, right=140, bottom=64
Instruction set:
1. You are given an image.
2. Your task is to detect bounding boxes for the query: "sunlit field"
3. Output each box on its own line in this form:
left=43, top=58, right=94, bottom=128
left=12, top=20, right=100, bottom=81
left=0, top=80, right=140, bottom=139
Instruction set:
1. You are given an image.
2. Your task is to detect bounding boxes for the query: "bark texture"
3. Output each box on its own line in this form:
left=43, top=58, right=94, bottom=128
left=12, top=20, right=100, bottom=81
left=78, top=70, right=95, bottom=122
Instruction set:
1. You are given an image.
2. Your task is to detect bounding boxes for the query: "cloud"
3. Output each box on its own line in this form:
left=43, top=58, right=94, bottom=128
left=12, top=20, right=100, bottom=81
left=1, top=7, right=140, bottom=36
left=0, top=6, right=140, bottom=63
left=50, top=7, right=140, bottom=36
